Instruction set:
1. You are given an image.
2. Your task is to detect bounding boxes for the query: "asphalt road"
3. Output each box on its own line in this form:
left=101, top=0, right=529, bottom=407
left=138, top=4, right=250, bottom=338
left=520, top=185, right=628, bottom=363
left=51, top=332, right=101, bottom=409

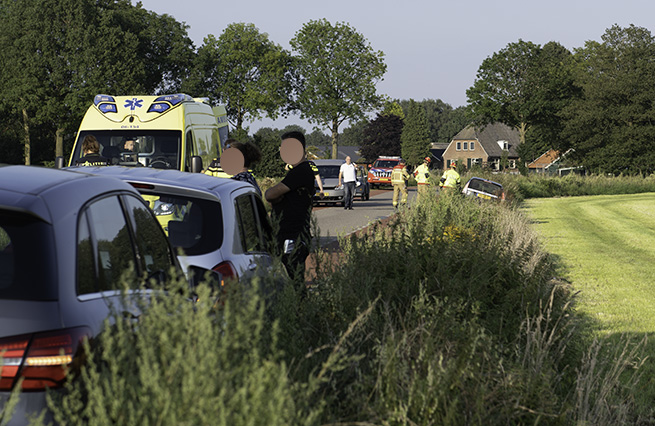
left=311, top=186, right=417, bottom=247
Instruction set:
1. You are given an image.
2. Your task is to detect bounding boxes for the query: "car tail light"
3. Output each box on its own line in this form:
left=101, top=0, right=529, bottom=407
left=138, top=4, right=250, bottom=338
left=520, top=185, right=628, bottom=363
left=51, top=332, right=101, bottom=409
left=212, top=261, right=238, bottom=285
left=0, top=327, right=91, bottom=391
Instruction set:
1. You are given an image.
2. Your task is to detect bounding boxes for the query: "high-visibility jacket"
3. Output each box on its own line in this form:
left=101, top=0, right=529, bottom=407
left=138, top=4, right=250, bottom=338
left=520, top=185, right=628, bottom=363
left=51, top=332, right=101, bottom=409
left=391, top=164, right=409, bottom=185
left=204, top=158, right=232, bottom=178
left=414, top=163, right=431, bottom=185
left=440, top=169, right=461, bottom=189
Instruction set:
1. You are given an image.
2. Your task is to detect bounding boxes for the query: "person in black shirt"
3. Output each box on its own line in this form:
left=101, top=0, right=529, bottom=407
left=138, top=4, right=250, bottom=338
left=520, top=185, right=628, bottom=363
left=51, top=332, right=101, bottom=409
left=75, top=135, right=110, bottom=166
left=265, top=131, right=316, bottom=285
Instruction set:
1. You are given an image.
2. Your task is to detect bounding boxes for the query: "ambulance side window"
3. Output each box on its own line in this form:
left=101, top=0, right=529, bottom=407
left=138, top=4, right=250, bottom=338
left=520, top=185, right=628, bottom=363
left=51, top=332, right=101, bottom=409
left=185, top=130, right=194, bottom=172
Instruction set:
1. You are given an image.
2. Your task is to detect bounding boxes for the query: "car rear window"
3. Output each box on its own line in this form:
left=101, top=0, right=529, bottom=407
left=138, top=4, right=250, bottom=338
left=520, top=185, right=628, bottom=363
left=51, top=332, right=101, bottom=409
left=468, top=179, right=503, bottom=196
left=317, top=166, right=340, bottom=178
left=0, top=211, right=57, bottom=301
left=146, top=194, right=223, bottom=256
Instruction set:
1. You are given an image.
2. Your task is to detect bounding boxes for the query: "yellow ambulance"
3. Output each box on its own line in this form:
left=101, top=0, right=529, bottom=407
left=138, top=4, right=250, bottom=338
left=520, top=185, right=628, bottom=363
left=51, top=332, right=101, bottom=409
left=58, top=94, right=229, bottom=172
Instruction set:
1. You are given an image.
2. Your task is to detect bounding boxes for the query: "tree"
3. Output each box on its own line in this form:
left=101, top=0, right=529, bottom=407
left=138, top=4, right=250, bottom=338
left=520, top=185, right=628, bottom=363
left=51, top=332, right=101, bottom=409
left=191, top=23, right=292, bottom=133
left=466, top=40, right=541, bottom=146
left=438, top=106, right=469, bottom=143
left=0, top=0, right=194, bottom=164
left=339, top=119, right=369, bottom=147
left=360, top=114, right=403, bottom=162
left=521, top=42, right=579, bottom=163
left=290, top=19, right=387, bottom=159
left=400, top=99, right=431, bottom=168
left=562, top=25, right=655, bottom=174
left=252, top=127, right=286, bottom=178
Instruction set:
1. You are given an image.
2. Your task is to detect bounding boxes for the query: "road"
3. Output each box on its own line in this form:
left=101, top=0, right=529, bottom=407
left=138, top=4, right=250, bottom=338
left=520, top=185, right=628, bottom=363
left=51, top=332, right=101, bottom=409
left=311, top=187, right=417, bottom=247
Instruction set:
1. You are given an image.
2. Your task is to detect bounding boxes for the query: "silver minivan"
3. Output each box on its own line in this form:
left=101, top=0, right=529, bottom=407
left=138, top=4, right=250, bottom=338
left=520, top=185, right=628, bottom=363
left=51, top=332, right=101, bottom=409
left=72, top=166, right=280, bottom=283
left=0, top=165, right=181, bottom=425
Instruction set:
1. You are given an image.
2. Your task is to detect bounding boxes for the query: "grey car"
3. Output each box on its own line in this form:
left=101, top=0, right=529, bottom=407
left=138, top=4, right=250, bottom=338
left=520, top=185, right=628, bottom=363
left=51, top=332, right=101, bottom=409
left=312, top=159, right=370, bottom=206
left=69, top=166, right=280, bottom=283
left=0, top=165, right=181, bottom=425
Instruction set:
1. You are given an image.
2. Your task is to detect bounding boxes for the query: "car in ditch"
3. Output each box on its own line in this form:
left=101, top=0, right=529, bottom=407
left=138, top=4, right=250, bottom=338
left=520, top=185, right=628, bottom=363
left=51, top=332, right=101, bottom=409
left=0, top=165, right=186, bottom=426
left=312, top=159, right=370, bottom=206
left=461, top=176, right=505, bottom=201
left=69, top=166, right=281, bottom=283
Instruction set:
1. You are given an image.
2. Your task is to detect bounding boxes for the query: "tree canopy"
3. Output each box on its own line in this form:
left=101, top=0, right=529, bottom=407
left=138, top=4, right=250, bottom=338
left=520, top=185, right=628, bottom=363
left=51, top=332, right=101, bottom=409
left=289, top=19, right=387, bottom=159
left=400, top=99, right=431, bottom=168
left=360, top=114, right=403, bottom=162
left=562, top=24, right=655, bottom=175
left=190, top=23, right=292, bottom=133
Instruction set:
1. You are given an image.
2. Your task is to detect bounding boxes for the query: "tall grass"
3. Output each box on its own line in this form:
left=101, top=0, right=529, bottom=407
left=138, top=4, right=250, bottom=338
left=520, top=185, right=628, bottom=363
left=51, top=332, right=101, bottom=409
left=31, top=192, right=647, bottom=425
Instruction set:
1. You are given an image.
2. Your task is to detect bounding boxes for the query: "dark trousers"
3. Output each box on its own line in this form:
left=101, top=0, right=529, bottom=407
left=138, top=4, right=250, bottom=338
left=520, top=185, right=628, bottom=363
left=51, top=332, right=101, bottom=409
left=278, top=233, right=310, bottom=287
left=344, top=181, right=356, bottom=208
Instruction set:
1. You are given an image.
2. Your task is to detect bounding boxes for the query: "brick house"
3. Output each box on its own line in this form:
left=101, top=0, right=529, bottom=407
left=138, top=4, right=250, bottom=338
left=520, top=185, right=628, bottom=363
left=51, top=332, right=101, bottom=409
left=442, top=122, right=521, bottom=171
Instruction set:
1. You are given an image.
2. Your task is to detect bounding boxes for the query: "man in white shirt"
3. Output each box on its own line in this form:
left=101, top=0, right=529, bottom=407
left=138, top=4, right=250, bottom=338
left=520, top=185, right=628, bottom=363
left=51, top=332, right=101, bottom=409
left=338, top=156, right=358, bottom=210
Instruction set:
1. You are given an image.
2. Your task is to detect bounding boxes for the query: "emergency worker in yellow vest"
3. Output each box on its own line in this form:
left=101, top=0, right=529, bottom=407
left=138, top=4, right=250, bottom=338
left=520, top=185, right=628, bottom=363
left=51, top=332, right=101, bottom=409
left=204, top=138, right=236, bottom=178
left=391, top=158, right=410, bottom=208
left=74, top=135, right=110, bottom=166
left=439, top=161, right=461, bottom=192
left=413, top=156, right=432, bottom=201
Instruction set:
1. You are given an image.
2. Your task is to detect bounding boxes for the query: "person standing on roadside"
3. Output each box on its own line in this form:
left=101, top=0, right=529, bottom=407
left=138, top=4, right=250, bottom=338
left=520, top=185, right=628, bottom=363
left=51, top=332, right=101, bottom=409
left=265, top=131, right=316, bottom=286
left=413, top=156, right=432, bottom=201
left=439, top=161, right=461, bottom=192
left=338, top=156, right=357, bottom=210
left=391, top=158, right=410, bottom=208
left=220, top=140, right=263, bottom=197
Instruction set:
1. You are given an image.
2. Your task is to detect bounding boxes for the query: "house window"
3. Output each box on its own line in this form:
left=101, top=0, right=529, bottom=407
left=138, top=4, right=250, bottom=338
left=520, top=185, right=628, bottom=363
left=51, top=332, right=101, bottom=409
left=470, top=141, right=475, bottom=151
left=463, top=142, right=468, bottom=150
left=456, top=142, right=461, bottom=151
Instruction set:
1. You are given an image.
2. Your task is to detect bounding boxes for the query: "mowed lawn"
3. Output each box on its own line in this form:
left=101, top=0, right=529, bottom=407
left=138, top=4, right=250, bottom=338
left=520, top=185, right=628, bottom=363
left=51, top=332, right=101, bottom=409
left=523, top=192, right=655, bottom=334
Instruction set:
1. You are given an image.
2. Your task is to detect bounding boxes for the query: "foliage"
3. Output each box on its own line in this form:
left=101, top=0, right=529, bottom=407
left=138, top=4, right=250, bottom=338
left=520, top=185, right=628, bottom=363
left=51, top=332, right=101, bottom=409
left=0, top=0, right=195, bottom=164
left=400, top=99, right=431, bottom=168
left=562, top=25, right=655, bottom=175
left=189, top=23, right=292, bottom=132
left=289, top=19, right=387, bottom=159
left=21, top=186, right=648, bottom=425
left=359, top=113, right=403, bottom=162
left=399, top=98, right=463, bottom=144
left=338, top=119, right=369, bottom=147
left=251, top=127, right=286, bottom=178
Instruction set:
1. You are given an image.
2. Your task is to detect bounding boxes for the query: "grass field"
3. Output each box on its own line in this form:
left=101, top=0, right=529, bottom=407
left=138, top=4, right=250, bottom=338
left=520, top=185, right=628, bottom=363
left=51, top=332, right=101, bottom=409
left=523, top=192, right=655, bottom=334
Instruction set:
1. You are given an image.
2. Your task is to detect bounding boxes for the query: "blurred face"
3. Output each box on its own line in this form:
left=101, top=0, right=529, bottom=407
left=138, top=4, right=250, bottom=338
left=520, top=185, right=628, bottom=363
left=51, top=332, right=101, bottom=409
left=280, top=138, right=304, bottom=166
left=125, top=139, right=134, bottom=151
left=345, top=156, right=351, bottom=164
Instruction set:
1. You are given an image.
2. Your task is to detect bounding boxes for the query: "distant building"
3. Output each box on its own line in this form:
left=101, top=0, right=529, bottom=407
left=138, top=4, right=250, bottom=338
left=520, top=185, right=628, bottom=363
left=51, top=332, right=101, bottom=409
left=527, top=149, right=562, bottom=174
left=443, top=123, right=521, bottom=171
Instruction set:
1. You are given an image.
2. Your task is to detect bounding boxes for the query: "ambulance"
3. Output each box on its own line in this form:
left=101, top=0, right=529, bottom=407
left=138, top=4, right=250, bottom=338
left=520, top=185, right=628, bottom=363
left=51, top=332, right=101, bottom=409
left=57, top=94, right=229, bottom=172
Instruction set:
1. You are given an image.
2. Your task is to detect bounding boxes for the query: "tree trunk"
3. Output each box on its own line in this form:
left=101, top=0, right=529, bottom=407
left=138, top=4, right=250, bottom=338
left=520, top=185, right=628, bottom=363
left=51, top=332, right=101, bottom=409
left=517, top=122, right=528, bottom=145
left=56, top=127, right=64, bottom=158
left=22, top=108, right=31, bottom=166
left=331, top=120, right=339, bottom=159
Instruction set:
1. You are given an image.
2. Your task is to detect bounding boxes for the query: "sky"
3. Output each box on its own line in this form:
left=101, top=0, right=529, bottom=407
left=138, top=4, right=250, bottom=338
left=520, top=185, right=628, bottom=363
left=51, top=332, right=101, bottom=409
left=136, top=0, right=654, bottom=133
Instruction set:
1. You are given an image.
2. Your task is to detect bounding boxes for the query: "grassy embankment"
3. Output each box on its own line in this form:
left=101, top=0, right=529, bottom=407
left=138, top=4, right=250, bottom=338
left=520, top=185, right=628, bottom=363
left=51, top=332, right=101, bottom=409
left=12, top=184, right=646, bottom=426
left=3, top=172, right=654, bottom=425
left=523, top=191, right=655, bottom=414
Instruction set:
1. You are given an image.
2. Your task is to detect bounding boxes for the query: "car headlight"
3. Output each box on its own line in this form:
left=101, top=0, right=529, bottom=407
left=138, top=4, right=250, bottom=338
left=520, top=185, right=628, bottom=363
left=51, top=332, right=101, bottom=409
left=153, top=200, right=175, bottom=216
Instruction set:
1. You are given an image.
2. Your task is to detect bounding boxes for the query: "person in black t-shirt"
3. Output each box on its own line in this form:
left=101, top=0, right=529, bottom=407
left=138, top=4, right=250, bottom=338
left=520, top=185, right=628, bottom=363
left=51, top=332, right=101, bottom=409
left=265, top=131, right=316, bottom=285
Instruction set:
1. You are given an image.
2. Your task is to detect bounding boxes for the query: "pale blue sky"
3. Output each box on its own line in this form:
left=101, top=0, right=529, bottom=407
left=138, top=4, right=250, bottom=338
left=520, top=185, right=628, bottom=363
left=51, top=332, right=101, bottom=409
left=136, top=0, right=653, bottom=132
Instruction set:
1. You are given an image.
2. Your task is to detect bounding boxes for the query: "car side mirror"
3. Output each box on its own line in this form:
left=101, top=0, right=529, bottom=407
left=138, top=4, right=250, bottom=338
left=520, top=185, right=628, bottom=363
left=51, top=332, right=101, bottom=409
left=190, top=156, right=203, bottom=173
left=55, top=156, right=65, bottom=169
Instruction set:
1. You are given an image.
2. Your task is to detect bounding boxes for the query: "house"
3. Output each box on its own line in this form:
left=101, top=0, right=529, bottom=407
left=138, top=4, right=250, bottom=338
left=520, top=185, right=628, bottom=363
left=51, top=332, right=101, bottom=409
left=527, top=149, right=562, bottom=174
left=442, top=123, right=521, bottom=171
left=429, top=142, right=449, bottom=170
